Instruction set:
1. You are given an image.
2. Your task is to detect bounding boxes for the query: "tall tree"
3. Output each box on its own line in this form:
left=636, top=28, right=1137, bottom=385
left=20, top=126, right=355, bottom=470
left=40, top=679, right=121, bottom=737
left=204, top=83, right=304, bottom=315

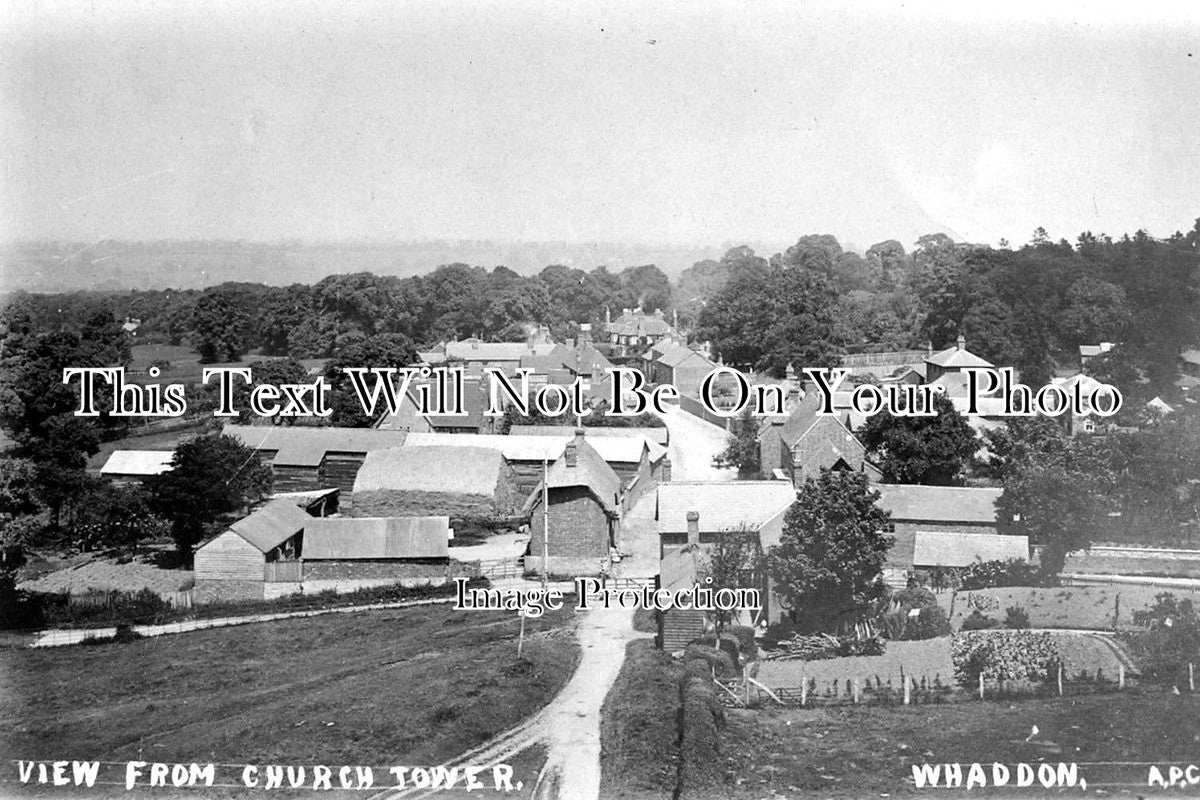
left=146, top=434, right=273, bottom=567
left=768, top=470, right=890, bottom=632
left=716, top=407, right=762, bottom=478
left=858, top=392, right=977, bottom=485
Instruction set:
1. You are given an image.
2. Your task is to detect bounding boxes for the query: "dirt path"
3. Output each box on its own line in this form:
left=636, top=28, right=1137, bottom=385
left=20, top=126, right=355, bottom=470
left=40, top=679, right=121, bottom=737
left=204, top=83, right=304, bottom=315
left=656, top=405, right=737, bottom=481
left=375, top=604, right=648, bottom=800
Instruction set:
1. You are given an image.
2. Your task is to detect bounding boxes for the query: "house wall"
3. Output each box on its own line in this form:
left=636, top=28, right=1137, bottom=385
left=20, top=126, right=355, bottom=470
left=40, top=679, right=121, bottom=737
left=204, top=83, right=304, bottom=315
left=546, top=486, right=611, bottom=558
left=322, top=453, right=368, bottom=494
left=194, top=531, right=263, bottom=581
left=272, top=465, right=322, bottom=493
left=620, top=451, right=657, bottom=513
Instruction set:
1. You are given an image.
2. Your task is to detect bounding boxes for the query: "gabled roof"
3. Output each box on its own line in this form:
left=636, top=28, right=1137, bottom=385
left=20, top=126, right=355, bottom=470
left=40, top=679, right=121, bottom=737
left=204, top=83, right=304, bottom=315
left=401, top=431, right=662, bottom=465
left=100, top=450, right=175, bottom=477
left=543, top=432, right=622, bottom=514
left=521, top=343, right=614, bottom=377
left=304, top=516, right=450, bottom=559
left=353, top=446, right=506, bottom=496
left=373, top=376, right=486, bottom=432
left=925, top=337, right=993, bottom=370
left=874, top=484, right=1001, bottom=525
left=443, top=339, right=557, bottom=363
left=778, top=391, right=827, bottom=445
left=229, top=498, right=311, bottom=553
left=510, top=424, right=669, bottom=447
left=911, top=531, right=1028, bottom=567
left=222, top=425, right=410, bottom=468
left=656, top=481, right=796, bottom=537
left=655, top=341, right=711, bottom=369
left=605, top=309, right=677, bottom=338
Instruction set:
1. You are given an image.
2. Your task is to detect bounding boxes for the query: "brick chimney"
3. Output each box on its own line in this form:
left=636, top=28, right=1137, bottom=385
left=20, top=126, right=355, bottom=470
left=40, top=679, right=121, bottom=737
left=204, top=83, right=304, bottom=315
left=579, top=323, right=591, bottom=346
left=956, top=334, right=966, bottom=351
left=565, top=442, right=577, bottom=468
left=661, top=458, right=672, bottom=482
left=686, top=511, right=700, bottom=545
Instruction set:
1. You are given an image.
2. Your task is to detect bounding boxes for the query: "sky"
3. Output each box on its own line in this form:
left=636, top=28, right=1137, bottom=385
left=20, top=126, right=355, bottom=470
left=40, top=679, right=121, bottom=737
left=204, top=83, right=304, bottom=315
left=2, top=0, right=1198, bottom=251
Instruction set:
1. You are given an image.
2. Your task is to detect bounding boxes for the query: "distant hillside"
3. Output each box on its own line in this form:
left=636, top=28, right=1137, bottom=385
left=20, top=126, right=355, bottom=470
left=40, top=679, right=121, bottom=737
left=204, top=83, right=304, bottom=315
left=0, top=239, right=776, bottom=292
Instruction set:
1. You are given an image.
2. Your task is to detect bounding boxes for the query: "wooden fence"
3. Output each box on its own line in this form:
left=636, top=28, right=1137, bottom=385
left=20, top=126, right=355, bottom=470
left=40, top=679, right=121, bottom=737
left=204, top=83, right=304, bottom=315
left=724, top=662, right=1197, bottom=709
left=475, top=558, right=524, bottom=579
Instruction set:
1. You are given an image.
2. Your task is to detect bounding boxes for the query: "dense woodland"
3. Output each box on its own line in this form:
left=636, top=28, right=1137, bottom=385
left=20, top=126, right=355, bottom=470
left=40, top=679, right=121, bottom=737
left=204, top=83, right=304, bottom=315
left=1, top=223, right=1198, bottom=565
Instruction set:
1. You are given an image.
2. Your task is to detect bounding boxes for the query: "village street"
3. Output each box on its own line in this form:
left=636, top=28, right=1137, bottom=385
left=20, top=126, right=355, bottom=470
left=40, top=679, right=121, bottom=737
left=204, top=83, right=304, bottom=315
left=655, top=404, right=737, bottom=481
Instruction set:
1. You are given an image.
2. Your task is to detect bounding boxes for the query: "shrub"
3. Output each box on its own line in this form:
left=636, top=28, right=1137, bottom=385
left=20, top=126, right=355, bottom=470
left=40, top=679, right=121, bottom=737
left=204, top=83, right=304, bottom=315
left=836, top=635, right=885, bottom=657
left=893, top=586, right=940, bottom=610
left=951, top=630, right=1060, bottom=687
left=878, top=588, right=951, bottom=640
left=1004, top=605, right=1030, bottom=629
left=959, top=558, right=1044, bottom=590
left=1126, top=593, right=1200, bottom=683
left=960, top=610, right=1001, bottom=631
left=682, top=644, right=737, bottom=678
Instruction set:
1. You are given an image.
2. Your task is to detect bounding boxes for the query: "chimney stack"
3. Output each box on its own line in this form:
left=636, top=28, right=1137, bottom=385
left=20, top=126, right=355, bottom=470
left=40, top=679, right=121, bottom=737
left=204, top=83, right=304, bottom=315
left=686, top=511, right=700, bottom=545
left=661, top=457, right=672, bottom=482
left=579, top=323, right=591, bottom=346
left=956, top=334, right=966, bottom=351
left=565, top=443, right=577, bottom=468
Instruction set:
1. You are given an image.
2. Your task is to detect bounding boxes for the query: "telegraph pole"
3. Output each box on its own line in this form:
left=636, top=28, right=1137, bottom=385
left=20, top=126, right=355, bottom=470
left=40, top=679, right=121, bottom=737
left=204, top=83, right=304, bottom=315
left=542, top=458, right=550, bottom=591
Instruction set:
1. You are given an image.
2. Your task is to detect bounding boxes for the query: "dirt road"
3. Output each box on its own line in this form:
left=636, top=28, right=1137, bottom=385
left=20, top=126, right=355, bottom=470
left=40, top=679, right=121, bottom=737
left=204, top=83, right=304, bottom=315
left=375, top=604, right=647, bottom=800
left=656, top=404, right=737, bottom=481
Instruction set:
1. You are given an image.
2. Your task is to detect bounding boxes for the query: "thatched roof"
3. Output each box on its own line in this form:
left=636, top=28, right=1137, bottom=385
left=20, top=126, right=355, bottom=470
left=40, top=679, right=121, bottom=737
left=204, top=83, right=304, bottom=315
left=304, top=516, right=450, bottom=559
left=543, top=432, right=622, bottom=514
left=353, top=446, right=507, bottom=497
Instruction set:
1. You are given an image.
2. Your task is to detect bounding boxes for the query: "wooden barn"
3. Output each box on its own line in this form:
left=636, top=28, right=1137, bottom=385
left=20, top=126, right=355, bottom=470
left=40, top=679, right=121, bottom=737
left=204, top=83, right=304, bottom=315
left=192, top=499, right=310, bottom=602
left=526, top=429, right=623, bottom=577
left=222, top=425, right=410, bottom=493
left=301, top=516, right=457, bottom=591
left=351, top=446, right=524, bottom=535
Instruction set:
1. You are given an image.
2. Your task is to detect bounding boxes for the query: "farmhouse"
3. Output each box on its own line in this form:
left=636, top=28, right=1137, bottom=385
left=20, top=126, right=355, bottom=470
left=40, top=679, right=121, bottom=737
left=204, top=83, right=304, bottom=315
left=923, top=334, right=994, bottom=382
left=351, top=445, right=524, bottom=534
left=873, top=484, right=1013, bottom=585
left=758, top=391, right=870, bottom=484
left=657, top=481, right=797, bottom=648
left=301, top=515, right=456, bottom=592
left=605, top=306, right=680, bottom=357
left=645, top=341, right=719, bottom=398
left=193, top=498, right=310, bottom=602
left=222, top=425, right=410, bottom=493
left=98, top=450, right=174, bottom=483
left=526, top=429, right=623, bottom=577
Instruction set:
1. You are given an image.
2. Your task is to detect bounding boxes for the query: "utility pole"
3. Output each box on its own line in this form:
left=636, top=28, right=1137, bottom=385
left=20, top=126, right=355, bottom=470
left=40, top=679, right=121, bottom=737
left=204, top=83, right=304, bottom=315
left=542, top=458, right=550, bottom=591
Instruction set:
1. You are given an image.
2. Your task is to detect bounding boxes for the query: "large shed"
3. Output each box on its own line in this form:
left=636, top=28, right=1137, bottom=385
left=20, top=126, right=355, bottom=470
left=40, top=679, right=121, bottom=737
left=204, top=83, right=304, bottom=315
left=302, top=516, right=456, bottom=590
left=222, top=425, right=410, bottom=493
left=193, top=499, right=311, bottom=602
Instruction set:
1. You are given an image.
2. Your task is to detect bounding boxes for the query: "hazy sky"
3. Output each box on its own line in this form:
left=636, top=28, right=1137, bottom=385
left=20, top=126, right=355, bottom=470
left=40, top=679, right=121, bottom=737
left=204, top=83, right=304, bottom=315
left=2, top=0, right=1198, bottom=250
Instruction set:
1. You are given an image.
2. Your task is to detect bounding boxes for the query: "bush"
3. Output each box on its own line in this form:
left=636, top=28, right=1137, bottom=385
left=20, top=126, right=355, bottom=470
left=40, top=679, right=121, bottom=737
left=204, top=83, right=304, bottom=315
left=960, top=610, right=1001, bottom=631
left=893, top=586, right=940, bottom=610
left=1125, top=593, right=1200, bottom=683
left=959, top=559, right=1043, bottom=590
left=951, top=630, right=1060, bottom=687
left=682, top=644, right=737, bottom=678
left=0, top=569, right=44, bottom=630
left=836, top=635, right=885, bottom=657
left=877, top=587, right=951, bottom=640
left=1004, top=605, right=1031, bottom=629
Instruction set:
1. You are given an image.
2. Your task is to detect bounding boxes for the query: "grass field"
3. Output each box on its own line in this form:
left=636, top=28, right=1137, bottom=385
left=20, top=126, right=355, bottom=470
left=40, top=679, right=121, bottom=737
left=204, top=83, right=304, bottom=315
left=707, top=691, right=1200, bottom=798
left=0, top=605, right=580, bottom=798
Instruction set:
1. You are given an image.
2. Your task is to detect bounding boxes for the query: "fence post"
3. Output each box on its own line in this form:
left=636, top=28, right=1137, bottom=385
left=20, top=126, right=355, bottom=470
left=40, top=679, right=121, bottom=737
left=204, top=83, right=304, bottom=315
left=1057, top=664, right=1064, bottom=697
left=904, top=675, right=911, bottom=705
left=853, top=677, right=861, bottom=704
left=979, top=672, right=984, bottom=701
left=1191, top=663, right=1195, bottom=693
left=800, top=679, right=807, bottom=707
left=1118, top=664, right=1125, bottom=690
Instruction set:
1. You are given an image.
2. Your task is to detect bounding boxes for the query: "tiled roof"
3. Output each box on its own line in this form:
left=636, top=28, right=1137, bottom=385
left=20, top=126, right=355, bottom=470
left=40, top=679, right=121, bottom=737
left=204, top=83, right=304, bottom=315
left=402, top=431, right=661, bottom=464
left=605, top=310, right=676, bottom=338
left=873, top=484, right=1001, bottom=524
left=656, top=342, right=710, bottom=369
left=100, top=450, right=175, bottom=476
left=228, top=498, right=311, bottom=553
left=656, top=481, right=796, bottom=536
left=303, top=516, right=450, bottom=559
left=925, top=341, right=993, bottom=369
left=222, top=425, right=410, bottom=468
left=911, top=531, right=1029, bottom=567
left=353, top=446, right=506, bottom=496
